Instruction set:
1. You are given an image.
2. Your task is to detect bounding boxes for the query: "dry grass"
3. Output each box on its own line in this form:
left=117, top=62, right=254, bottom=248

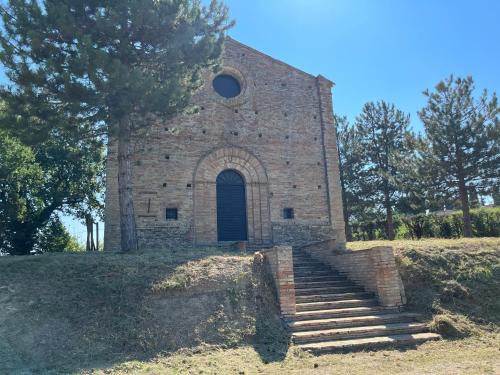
left=0, top=248, right=256, bottom=374
left=152, top=255, right=252, bottom=291
left=348, top=238, right=500, bottom=337
left=1, top=238, right=499, bottom=374
left=347, top=237, right=500, bottom=253
left=87, top=333, right=500, bottom=375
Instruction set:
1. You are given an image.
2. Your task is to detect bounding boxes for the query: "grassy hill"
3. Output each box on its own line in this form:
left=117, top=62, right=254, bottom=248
left=0, top=238, right=499, bottom=374
left=0, top=248, right=266, bottom=374
left=349, top=238, right=500, bottom=337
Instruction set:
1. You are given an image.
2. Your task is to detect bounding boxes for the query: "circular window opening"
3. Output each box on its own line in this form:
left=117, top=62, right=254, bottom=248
left=213, top=74, right=241, bottom=98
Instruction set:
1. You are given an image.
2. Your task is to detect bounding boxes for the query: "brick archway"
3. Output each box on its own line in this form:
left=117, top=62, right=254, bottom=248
left=193, top=146, right=272, bottom=245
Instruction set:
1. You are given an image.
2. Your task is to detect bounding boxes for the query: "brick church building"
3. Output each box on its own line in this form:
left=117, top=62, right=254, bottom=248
left=104, top=37, right=346, bottom=251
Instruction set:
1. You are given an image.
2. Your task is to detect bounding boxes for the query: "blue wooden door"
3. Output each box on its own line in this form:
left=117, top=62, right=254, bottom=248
left=216, top=170, right=248, bottom=241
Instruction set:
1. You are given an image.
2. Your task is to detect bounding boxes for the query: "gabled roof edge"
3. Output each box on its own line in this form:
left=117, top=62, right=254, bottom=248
left=226, top=36, right=335, bottom=86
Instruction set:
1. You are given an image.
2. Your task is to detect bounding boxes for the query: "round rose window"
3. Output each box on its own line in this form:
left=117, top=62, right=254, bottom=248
left=213, top=74, right=241, bottom=98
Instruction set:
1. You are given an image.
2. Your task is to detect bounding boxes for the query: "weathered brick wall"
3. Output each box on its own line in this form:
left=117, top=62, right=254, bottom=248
left=104, top=37, right=345, bottom=251
left=300, top=240, right=406, bottom=307
left=255, top=246, right=296, bottom=317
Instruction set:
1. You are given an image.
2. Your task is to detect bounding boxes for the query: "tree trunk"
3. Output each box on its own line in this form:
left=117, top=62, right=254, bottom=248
left=10, top=223, right=37, bottom=255
left=345, top=220, right=353, bottom=242
left=384, top=186, right=395, bottom=240
left=117, top=116, right=138, bottom=252
left=458, top=178, right=473, bottom=237
left=96, top=222, right=99, bottom=251
left=336, top=134, right=352, bottom=242
left=85, top=214, right=95, bottom=251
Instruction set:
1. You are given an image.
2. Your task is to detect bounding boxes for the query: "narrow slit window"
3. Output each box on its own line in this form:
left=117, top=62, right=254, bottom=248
left=166, top=208, right=178, bottom=220
left=283, top=208, right=294, bottom=220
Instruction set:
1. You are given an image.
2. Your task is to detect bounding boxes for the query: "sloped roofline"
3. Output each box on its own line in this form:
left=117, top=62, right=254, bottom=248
left=226, top=36, right=335, bottom=86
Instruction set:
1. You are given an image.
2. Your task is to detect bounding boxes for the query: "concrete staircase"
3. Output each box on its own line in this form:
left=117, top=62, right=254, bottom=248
left=288, top=248, right=440, bottom=353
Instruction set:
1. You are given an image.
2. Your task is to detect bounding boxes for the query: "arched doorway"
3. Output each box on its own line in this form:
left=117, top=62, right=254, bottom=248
left=193, top=146, right=271, bottom=245
left=216, top=170, right=248, bottom=241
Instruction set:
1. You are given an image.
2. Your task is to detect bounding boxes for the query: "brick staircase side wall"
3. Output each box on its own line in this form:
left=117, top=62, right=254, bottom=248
left=299, top=240, right=406, bottom=307
left=255, top=246, right=296, bottom=316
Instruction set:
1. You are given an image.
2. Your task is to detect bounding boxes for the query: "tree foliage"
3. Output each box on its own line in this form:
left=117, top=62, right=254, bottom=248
left=419, top=76, right=500, bottom=237
left=335, top=115, right=377, bottom=240
left=354, top=101, right=415, bottom=240
left=0, top=0, right=233, bottom=252
left=0, top=98, right=104, bottom=255
left=36, top=216, right=83, bottom=253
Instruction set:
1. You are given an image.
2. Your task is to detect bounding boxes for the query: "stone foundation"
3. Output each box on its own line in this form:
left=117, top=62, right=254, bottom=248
left=272, top=222, right=337, bottom=247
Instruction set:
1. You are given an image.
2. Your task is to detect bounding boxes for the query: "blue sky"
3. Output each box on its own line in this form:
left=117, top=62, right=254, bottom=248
left=3, top=0, right=500, bottom=242
left=223, top=0, right=500, bottom=132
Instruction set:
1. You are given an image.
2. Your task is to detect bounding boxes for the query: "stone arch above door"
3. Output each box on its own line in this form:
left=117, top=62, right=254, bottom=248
left=193, top=146, right=272, bottom=245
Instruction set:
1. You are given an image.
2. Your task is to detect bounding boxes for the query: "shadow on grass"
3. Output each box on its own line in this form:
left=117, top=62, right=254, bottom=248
left=252, top=313, right=291, bottom=363
left=251, top=254, right=291, bottom=363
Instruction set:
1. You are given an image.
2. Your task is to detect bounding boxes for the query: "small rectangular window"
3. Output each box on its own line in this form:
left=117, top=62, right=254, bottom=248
left=283, top=208, right=294, bottom=220
left=166, top=208, right=178, bottom=220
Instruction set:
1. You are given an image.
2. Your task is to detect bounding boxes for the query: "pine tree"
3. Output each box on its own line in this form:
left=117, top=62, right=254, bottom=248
left=419, top=76, right=499, bottom=237
left=0, top=1, right=232, bottom=252
left=335, top=114, right=373, bottom=241
left=355, top=101, right=414, bottom=240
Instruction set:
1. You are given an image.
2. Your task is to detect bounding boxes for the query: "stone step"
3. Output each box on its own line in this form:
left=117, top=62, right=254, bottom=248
left=293, top=268, right=335, bottom=274
left=292, top=306, right=396, bottom=321
left=288, top=313, right=422, bottom=332
left=294, top=264, right=330, bottom=270
left=295, top=332, right=441, bottom=353
left=294, top=275, right=348, bottom=283
left=293, top=264, right=334, bottom=269
left=294, top=270, right=336, bottom=277
left=295, top=292, right=374, bottom=303
left=296, top=298, right=378, bottom=312
left=293, top=259, right=330, bottom=268
left=295, top=286, right=363, bottom=296
left=294, top=273, right=338, bottom=278
left=292, top=322, right=429, bottom=344
left=295, top=280, right=356, bottom=289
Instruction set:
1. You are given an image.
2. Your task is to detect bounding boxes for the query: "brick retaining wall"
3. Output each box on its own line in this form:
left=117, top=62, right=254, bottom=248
left=255, top=246, right=296, bottom=316
left=299, top=240, right=406, bottom=307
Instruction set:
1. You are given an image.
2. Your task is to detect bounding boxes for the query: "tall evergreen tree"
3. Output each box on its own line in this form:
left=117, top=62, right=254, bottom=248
left=335, top=114, right=374, bottom=241
left=355, top=101, right=414, bottom=240
left=419, top=76, right=499, bottom=237
left=397, top=135, right=445, bottom=215
left=0, top=0, right=232, bottom=252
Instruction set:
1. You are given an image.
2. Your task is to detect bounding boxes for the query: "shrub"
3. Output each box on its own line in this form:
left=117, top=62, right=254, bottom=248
left=36, top=217, right=83, bottom=253
left=397, top=207, right=500, bottom=239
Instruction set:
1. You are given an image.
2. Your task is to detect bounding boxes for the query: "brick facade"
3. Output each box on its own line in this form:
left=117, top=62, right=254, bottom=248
left=104, top=37, right=346, bottom=251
